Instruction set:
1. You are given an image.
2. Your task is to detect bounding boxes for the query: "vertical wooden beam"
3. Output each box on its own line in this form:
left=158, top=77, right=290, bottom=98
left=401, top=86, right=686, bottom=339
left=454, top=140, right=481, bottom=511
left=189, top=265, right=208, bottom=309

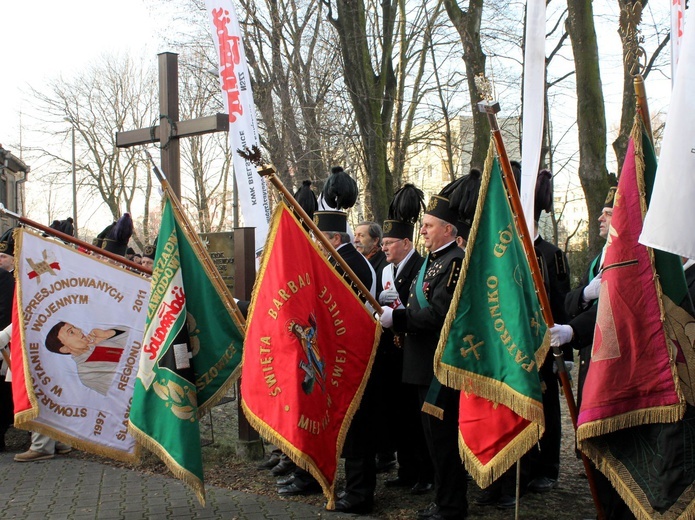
left=158, top=52, right=181, bottom=198
left=234, top=227, right=263, bottom=457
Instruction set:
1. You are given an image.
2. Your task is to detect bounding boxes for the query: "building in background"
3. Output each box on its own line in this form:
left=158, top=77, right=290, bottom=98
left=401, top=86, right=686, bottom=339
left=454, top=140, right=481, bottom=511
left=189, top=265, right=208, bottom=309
left=0, top=144, right=28, bottom=233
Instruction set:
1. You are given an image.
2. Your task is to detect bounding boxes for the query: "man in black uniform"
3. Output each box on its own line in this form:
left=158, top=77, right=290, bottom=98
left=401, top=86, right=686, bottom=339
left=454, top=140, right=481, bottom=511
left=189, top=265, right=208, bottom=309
left=0, top=228, right=16, bottom=451
left=380, top=190, right=467, bottom=520
left=377, top=185, right=433, bottom=495
left=551, top=186, right=634, bottom=519
left=313, top=209, right=378, bottom=512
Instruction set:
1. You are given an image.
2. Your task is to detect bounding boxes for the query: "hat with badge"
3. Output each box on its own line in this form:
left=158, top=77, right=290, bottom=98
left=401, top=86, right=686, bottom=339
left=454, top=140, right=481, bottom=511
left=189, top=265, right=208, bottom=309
left=314, top=166, right=358, bottom=233
left=604, top=186, right=617, bottom=208
left=0, top=227, right=16, bottom=256
left=444, top=168, right=482, bottom=239
left=143, top=237, right=158, bottom=261
left=424, top=169, right=480, bottom=227
left=383, top=183, right=425, bottom=240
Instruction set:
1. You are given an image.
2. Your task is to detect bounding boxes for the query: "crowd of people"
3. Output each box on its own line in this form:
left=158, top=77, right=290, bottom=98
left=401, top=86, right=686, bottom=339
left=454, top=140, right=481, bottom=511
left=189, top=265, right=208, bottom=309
left=1, top=162, right=693, bottom=520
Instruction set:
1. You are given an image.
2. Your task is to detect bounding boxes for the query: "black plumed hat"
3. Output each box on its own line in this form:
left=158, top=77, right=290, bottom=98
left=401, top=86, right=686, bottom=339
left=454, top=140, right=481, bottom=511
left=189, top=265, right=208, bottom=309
left=383, top=183, right=425, bottom=240
left=101, top=213, right=133, bottom=256
left=314, top=166, right=358, bottom=233
left=534, top=169, right=553, bottom=221
left=319, top=166, right=357, bottom=211
left=293, top=180, right=318, bottom=219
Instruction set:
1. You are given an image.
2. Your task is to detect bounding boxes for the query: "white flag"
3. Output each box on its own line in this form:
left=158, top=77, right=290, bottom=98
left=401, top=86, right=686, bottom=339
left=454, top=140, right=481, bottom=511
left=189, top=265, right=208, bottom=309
left=14, top=230, right=150, bottom=461
left=206, top=0, right=271, bottom=258
left=671, top=0, right=686, bottom=83
left=640, top=9, right=695, bottom=260
left=520, top=0, right=546, bottom=235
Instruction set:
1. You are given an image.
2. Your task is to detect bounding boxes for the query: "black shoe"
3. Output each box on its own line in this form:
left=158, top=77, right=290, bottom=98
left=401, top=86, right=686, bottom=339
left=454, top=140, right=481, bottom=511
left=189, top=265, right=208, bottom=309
left=528, top=476, right=558, bottom=493
left=330, top=494, right=374, bottom=514
left=278, top=479, right=321, bottom=496
left=257, top=451, right=282, bottom=470
left=417, top=502, right=439, bottom=519
left=275, top=474, right=295, bottom=487
left=474, top=488, right=500, bottom=506
left=271, top=458, right=297, bottom=476
left=384, top=477, right=416, bottom=488
left=376, top=453, right=397, bottom=473
left=497, top=494, right=516, bottom=509
left=410, top=481, right=434, bottom=495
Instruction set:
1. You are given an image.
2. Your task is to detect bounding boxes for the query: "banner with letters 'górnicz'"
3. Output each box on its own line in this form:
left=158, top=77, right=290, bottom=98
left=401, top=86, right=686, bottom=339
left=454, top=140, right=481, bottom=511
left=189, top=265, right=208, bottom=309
left=12, top=229, right=150, bottom=462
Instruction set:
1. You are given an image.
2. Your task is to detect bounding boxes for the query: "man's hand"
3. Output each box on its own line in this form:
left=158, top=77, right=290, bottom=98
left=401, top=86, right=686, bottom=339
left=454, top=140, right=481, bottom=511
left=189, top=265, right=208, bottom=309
left=87, top=328, right=116, bottom=344
left=582, top=272, right=602, bottom=303
left=550, top=324, right=573, bottom=346
left=379, top=307, right=394, bottom=328
left=378, top=288, right=399, bottom=306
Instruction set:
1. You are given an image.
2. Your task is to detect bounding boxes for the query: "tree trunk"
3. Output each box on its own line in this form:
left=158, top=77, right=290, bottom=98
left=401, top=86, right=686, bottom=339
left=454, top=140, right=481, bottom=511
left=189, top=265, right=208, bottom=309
left=566, top=0, right=611, bottom=259
left=443, top=0, right=490, bottom=170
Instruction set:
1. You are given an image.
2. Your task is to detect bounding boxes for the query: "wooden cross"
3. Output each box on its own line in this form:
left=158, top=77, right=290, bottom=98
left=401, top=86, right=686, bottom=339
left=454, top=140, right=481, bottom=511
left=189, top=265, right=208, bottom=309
left=116, top=52, right=229, bottom=198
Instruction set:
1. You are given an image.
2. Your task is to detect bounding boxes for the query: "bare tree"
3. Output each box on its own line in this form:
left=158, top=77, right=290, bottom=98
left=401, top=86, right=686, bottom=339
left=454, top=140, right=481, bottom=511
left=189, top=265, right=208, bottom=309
left=565, top=0, right=612, bottom=259
left=27, top=53, right=157, bottom=245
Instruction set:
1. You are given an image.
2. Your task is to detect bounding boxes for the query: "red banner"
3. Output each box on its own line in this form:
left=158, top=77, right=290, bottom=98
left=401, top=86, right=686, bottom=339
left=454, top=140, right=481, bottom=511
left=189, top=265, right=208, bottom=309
left=241, top=202, right=380, bottom=508
left=578, top=136, right=681, bottom=433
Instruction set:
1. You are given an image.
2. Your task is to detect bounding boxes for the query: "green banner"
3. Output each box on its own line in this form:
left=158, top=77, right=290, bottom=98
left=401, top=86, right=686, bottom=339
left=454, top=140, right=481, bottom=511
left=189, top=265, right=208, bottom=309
left=129, top=194, right=244, bottom=504
left=435, top=156, right=548, bottom=423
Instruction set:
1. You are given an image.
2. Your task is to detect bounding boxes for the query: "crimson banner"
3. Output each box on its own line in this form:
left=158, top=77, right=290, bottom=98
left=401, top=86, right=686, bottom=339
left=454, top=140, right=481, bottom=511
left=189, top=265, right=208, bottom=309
left=241, top=202, right=380, bottom=508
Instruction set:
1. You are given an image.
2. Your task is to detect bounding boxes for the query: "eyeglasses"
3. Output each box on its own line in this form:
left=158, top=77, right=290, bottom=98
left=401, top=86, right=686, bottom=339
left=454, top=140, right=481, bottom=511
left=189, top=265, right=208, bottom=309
left=382, top=239, right=404, bottom=247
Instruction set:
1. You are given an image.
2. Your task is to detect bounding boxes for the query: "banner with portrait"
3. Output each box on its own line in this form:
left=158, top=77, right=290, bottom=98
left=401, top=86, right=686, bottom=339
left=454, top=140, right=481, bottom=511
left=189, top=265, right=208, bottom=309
left=11, top=229, right=150, bottom=462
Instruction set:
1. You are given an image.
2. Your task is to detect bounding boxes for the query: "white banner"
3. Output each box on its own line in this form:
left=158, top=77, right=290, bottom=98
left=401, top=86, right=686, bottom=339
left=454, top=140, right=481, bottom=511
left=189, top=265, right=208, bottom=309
left=672, top=0, right=686, bottom=84
left=15, top=230, right=150, bottom=461
left=520, top=0, right=546, bottom=235
left=206, top=0, right=271, bottom=258
left=640, top=8, right=695, bottom=260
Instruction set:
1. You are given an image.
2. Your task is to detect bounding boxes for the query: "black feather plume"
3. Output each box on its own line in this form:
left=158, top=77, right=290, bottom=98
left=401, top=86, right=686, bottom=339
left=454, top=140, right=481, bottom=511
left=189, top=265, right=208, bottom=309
left=534, top=169, right=553, bottom=219
left=320, top=166, right=358, bottom=210
left=293, top=180, right=318, bottom=219
left=448, top=169, right=482, bottom=222
left=388, top=183, right=424, bottom=224
left=109, top=213, right=134, bottom=244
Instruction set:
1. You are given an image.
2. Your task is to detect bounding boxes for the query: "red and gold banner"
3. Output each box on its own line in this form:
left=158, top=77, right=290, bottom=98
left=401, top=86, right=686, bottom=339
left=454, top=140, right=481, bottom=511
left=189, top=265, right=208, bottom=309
left=241, top=201, right=380, bottom=508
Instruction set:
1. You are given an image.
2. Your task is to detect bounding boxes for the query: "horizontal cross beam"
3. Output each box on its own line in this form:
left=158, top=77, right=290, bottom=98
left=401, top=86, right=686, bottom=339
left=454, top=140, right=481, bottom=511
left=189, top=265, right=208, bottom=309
left=115, top=113, right=229, bottom=148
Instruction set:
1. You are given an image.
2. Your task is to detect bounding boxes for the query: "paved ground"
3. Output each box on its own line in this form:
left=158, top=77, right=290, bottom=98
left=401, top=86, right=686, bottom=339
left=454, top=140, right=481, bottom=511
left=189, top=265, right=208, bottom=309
left=0, top=452, right=376, bottom=520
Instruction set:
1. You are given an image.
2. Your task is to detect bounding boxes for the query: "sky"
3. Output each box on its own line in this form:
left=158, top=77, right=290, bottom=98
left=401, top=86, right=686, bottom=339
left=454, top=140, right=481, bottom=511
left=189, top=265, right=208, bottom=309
left=0, top=0, right=677, bottom=238
left=1, top=0, right=165, bottom=144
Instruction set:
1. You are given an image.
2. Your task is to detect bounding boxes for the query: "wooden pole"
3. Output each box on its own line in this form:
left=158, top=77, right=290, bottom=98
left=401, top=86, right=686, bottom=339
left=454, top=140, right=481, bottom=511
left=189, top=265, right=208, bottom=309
left=478, top=100, right=605, bottom=520
left=257, top=166, right=383, bottom=314
left=0, top=204, right=149, bottom=275
left=144, top=151, right=245, bottom=329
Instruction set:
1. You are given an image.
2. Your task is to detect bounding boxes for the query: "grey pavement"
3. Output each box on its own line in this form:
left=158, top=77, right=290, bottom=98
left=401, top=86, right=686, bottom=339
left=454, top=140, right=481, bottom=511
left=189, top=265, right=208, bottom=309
left=0, top=453, right=378, bottom=519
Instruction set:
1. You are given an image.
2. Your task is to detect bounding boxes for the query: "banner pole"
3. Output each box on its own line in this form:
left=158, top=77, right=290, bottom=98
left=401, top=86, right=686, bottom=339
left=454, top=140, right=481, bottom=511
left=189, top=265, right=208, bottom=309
left=255, top=165, right=383, bottom=314
left=0, top=204, right=150, bottom=275
left=634, top=75, right=653, bottom=143
left=143, top=151, right=246, bottom=328
left=477, top=98, right=605, bottom=520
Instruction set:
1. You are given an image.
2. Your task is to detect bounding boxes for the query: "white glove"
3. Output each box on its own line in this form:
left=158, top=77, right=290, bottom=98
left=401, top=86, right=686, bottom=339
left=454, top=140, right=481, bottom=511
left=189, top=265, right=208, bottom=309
left=582, top=272, right=602, bottom=302
left=378, top=288, right=399, bottom=306
left=550, top=324, right=573, bottom=346
left=379, top=306, right=394, bottom=328
left=0, top=324, right=11, bottom=349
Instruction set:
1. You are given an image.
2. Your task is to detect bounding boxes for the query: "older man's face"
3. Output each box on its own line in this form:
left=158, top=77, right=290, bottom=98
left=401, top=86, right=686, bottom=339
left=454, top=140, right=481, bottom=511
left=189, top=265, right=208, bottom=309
left=141, top=257, right=154, bottom=270
left=420, top=214, right=451, bottom=251
left=598, top=207, right=613, bottom=239
left=354, top=225, right=378, bottom=256
left=0, top=253, right=14, bottom=271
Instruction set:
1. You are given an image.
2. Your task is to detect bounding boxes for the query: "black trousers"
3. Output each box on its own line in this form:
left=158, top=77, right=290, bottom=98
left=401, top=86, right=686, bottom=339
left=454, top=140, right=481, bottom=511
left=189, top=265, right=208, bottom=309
left=418, top=384, right=468, bottom=519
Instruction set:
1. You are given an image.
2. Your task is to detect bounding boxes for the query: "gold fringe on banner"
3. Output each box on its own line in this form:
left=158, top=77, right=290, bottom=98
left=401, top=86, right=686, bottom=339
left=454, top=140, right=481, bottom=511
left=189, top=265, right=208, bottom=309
left=241, top=202, right=381, bottom=510
left=434, top=140, right=546, bottom=426
left=459, top=416, right=542, bottom=490
left=128, top=422, right=205, bottom=505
